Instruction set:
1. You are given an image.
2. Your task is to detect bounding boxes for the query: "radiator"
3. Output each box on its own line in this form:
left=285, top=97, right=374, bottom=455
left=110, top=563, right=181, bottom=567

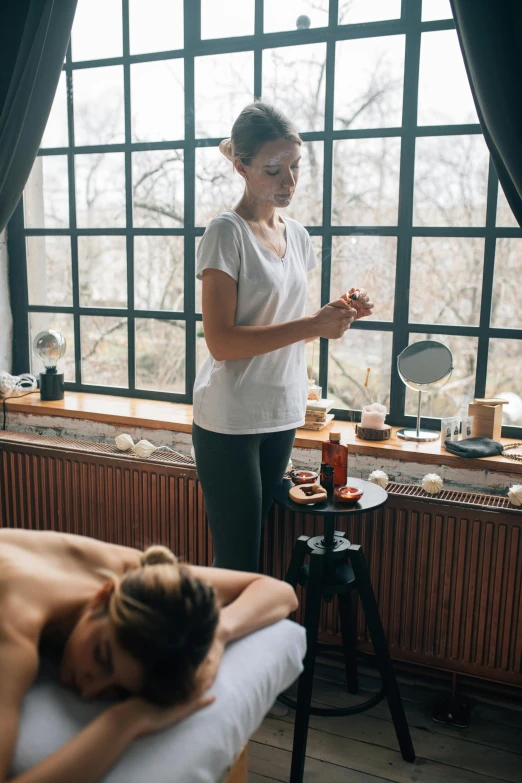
left=1, top=431, right=521, bottom=687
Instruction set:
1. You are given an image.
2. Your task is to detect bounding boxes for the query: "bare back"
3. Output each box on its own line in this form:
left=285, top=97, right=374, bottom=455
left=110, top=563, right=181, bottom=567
left=0, top=529, right=141, bottom=781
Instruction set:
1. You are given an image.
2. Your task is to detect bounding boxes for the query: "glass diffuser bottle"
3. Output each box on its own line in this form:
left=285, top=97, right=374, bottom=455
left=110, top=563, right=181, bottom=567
left=321, top=431, right=348, bottom=487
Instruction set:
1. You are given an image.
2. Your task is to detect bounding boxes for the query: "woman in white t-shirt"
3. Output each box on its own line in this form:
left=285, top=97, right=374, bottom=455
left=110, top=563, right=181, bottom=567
left=193, top=102, right=373, bottom=572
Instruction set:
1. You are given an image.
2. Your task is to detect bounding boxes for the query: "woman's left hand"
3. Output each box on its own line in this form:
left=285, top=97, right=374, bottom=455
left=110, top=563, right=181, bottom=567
left=342, top=288, right=374, bottom=320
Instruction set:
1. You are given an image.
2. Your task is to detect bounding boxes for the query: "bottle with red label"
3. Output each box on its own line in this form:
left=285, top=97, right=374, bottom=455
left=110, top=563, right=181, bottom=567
left=321, top=431, right=348, bottom=487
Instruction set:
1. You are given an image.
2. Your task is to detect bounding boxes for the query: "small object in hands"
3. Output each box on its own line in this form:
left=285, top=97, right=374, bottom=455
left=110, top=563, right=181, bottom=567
left=422, top=473, right=443, bottom=495
left=289, top=483, right=328, bottom=505
left=290, top=469, right=319, bottom=485
left=368, top=469, right=389, bottom=488
left=334, top=485, right=364, bottom=504
left=508, top=484, right=522, bottom=507
left=346, top=290, right=359, bottom=301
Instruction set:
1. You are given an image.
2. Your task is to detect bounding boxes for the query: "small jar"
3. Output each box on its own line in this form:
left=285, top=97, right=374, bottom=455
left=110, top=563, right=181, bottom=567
left=322, top=465, right=334, bottom=496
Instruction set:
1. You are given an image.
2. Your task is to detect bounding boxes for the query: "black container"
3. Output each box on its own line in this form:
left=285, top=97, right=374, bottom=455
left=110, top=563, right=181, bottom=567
left=322, top=464, right=334, bottom=497
left=39, top=369, right=64, bottom=401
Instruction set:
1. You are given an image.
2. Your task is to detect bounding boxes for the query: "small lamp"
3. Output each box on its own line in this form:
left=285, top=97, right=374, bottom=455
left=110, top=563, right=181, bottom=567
left=33, top=330, right=67, bottom=401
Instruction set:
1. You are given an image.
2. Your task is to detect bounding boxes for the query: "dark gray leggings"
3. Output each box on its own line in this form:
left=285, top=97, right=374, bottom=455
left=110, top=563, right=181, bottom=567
left=192, top=422, right=296, bottom=573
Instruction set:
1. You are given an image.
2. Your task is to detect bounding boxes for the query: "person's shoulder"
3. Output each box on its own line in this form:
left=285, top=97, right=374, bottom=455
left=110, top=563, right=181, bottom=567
left=205, top=211, right=242, bottom=235
left=284, top=215, right=310, bottom=249
left=283, top=216, right=311, bottom=242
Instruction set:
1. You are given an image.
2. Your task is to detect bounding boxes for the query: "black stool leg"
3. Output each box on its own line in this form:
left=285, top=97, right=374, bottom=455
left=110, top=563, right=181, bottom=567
left=285, top=535, right=309, bottom=588
left=338, top=592, right=359, bottom=695
left=290, top=551, right=325, bottom=783
left=349, top=544, right=416, bottom=763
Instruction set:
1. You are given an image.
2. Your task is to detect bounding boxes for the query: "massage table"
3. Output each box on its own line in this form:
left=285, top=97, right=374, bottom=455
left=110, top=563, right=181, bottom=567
left=13, top=619, right=306, bottom=783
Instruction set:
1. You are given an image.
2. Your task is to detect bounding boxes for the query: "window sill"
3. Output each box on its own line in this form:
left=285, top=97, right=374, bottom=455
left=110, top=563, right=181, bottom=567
left=5, top=391, right=522, bottom=476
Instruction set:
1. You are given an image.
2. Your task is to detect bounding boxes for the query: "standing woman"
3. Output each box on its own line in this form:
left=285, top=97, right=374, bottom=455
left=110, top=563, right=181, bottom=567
left=193, top=102, right=373, bottom=572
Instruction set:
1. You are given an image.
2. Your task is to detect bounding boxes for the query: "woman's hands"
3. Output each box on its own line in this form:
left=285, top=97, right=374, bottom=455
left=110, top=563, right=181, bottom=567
left=114, top=690, right=216, bottom=740
left=339, top=288, right=374, bottom=320
left=311, top=298, right=357, bottom=339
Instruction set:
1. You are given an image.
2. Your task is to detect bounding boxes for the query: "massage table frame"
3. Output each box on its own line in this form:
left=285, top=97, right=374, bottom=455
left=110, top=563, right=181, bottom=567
left=224, top=744, right=248, bottom=783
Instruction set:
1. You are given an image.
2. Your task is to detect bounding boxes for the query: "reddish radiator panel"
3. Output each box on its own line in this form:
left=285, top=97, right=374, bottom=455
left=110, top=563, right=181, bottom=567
left=1, top=433, right=521, bottom=686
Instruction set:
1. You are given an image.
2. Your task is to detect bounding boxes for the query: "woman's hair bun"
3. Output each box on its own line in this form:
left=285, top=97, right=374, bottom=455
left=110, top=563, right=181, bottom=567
left=140, top=545, right=178, bottom=567
left=219, top=138, right=234, bottom=162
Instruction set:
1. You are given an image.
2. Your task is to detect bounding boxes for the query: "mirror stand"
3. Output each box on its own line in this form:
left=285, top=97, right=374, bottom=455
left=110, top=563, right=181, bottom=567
left=397, top=390, right=440, bottom=442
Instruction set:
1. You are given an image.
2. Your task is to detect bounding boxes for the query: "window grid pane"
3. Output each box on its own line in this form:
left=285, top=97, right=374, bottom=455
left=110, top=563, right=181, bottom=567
left=12, top=1, right=521, bottom=434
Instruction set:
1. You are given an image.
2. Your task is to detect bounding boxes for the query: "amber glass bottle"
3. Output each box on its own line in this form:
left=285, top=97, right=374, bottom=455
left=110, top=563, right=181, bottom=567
left=321, top=431, right=348, bottom=487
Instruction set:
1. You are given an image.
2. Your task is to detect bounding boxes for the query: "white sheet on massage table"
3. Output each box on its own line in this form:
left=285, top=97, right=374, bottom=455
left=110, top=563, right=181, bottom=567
left=12, top=619, right=306, bottom=783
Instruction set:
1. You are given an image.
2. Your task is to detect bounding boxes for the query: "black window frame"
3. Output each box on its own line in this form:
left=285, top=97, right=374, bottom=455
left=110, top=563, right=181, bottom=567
left=8, top=0, right=522, bottom=438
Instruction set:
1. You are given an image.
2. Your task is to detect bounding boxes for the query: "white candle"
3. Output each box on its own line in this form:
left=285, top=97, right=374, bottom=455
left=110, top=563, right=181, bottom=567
left=361, top=404, right=387, bottom=429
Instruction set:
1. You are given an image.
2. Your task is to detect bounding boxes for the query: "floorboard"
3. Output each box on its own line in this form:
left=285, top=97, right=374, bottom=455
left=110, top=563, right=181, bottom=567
left=249, top=663, right=522, bottom=783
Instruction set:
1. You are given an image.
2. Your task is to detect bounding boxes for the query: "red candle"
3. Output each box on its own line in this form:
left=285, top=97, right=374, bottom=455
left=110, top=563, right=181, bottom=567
left=334, top=485, right=364, bottom=504
left=290, top=469, right=319, bottom=485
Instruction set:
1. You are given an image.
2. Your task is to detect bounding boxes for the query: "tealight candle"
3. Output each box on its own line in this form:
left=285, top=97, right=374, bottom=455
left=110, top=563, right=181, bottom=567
left=290, top=469, right=319, bottom=486
left=334, top=485, right=364, bottom=504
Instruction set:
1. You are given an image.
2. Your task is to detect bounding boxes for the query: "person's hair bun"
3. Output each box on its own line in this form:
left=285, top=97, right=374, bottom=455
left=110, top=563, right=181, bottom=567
left=140, top=545, right=178, bottom=567
left=219, top=138, right=234, bottom=161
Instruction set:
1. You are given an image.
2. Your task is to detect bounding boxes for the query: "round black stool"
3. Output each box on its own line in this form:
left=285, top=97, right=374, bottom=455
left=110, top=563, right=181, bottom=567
left=273, top=477, right=415, bottom=783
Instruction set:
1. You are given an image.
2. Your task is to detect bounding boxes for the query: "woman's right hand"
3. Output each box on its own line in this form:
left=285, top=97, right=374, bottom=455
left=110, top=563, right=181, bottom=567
left=114, top=691, right=216, bottom=740
left=311, top=299, right=356, bottom=339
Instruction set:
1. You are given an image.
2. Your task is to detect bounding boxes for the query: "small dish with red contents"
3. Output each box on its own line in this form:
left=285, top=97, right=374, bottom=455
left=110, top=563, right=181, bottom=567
left=333, top=485, right=364, bottom=504
left=290, top=469, right=319, bottom=486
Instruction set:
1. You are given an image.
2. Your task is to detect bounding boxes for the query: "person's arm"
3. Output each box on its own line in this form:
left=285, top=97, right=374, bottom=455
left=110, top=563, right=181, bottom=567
left=201, top=269, right=356, bottom=361
left=0, top=630, right=213, bottom=783
left=186, top=564, right=298, bottom=644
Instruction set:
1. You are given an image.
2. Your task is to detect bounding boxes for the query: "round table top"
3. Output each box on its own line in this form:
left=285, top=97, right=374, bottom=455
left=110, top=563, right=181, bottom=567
left=273, top=476, right=387, bottom=517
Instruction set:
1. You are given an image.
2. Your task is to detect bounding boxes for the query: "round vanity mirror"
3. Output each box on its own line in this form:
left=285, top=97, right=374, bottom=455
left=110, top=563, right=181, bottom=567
left=397, top=341, right=453, bottom=442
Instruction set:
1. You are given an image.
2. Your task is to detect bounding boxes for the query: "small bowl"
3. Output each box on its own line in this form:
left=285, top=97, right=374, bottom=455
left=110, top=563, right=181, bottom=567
left=290, top=469, right=319, bottom=486
left=334, top=485, right=364, bottom=504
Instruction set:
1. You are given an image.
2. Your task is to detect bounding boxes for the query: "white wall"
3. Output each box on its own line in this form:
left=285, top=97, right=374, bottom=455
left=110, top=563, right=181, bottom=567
left=0, top=229, right=13, bottom=372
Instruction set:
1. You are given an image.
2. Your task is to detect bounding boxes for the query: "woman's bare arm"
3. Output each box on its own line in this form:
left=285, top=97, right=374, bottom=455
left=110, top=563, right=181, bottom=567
left=186, top=564, right=298, bottom=643
left=0, top=632, right=213, bottom=783
left=201, top=269, right=355, bottom=361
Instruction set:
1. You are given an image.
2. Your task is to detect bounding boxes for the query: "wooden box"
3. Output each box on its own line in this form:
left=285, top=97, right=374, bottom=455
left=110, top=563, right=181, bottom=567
left=468, top=402, right=503, bottom=440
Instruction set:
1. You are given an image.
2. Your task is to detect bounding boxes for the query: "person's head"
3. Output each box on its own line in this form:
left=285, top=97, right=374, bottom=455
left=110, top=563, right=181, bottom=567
left=220, top=101, right=302, bottom=209
left=59, top=546, right=219, bottom=704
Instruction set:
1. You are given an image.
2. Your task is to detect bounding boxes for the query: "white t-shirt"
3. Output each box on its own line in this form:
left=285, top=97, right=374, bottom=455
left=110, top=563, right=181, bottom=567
left=193, top=210, right=317, bottom=435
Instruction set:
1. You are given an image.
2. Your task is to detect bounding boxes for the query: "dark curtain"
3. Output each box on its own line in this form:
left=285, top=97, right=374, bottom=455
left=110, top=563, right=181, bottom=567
left=0, top=0, right=78, bottom=233
left=450, top=0, right=522, bottom=227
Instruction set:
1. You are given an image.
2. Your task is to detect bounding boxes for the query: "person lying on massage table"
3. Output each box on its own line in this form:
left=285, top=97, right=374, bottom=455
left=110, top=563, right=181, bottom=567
left=0, top=528, right=298, bottom=783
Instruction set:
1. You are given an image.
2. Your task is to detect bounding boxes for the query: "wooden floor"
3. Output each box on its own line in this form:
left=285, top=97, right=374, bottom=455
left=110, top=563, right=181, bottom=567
left=248, top=659, right=522, bottom=783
